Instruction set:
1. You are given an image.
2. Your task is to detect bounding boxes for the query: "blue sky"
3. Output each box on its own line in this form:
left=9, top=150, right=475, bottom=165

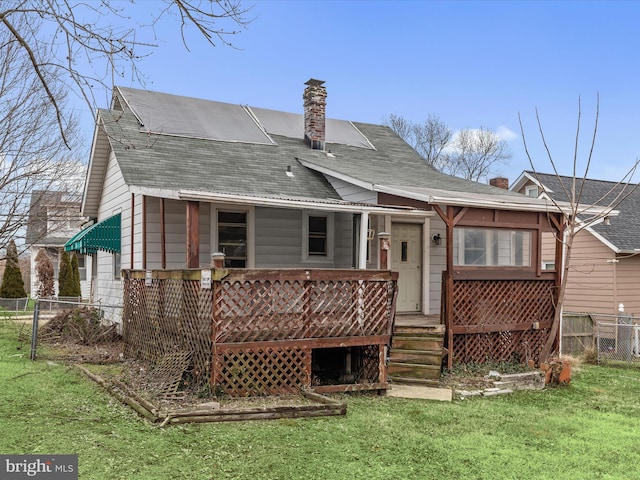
left=82, top=0, right=640, bottom=184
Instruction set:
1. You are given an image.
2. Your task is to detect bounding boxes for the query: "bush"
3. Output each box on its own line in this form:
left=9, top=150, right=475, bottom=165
left=58, top=251, right=80, bottom=297
left=0, top=240, right=26, bottom=298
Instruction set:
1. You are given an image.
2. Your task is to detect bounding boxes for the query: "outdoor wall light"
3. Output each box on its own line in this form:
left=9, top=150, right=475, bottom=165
left=432, top=233, right=441, bottom=246
left=286, top=165, right=295, bottom=177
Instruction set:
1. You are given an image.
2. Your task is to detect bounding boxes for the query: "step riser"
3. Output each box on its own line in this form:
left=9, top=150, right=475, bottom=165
left=390, top=351, right=442, bottom=366
left=390, top=376, right=441, bottom=387
left=394, top=327, right=444, bottom=336
left=388, top=363, right=441, bottom=380
left=392, top=338, right=443, bottom=351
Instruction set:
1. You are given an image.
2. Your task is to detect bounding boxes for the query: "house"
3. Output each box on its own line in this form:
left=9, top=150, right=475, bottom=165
left=26, top=190, right=92, bottom=298
left=65, top=80, right=566, bottom=393
left=512, top=170, right=640, bottom=316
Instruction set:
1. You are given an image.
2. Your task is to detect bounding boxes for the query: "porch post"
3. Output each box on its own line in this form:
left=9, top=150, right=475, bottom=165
left=358, top=211, right=369, bottom=269
left=377, top=232, right=390, bottom=270
left=160, top=198, right=166, bottom=269
left=186, top=200, right=200, bottom=268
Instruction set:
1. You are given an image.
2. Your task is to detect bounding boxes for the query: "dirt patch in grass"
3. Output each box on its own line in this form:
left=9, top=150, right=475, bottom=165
left=440, top=360, right=537, bottom=390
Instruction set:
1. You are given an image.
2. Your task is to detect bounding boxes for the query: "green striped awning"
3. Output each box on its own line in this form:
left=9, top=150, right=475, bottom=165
left=64, top=213, right=121, bottom=255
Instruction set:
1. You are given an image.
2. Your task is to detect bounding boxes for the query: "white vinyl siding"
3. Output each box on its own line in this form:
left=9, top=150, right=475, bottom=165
left=429, top=216, right=446, bottom=315
left=324, top=175, right=377, bottom=204
left=254, top=207, right=352, bottom=268
left=94, top=150, right=128, bottom=322
left=145, top=199, right=211, bottom=269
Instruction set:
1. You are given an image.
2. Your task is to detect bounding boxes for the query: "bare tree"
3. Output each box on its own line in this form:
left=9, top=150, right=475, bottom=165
left=0, top=17, right=83, bottom=252
left=519, top=96, right=640, bottom=363
left=384, top=114, right=509, bottom=181
left=449, top=127, right=512, bottom=182
left=385, top=114, right=452, bottom=170
left=0, top=0, right=251, bottom=147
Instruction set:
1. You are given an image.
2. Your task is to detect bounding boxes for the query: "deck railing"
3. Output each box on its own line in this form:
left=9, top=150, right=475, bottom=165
left=123, top=268, right=397, bottom=396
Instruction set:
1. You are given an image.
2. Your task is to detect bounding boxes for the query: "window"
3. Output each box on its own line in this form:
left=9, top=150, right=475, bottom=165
left=525, top=185, right=539, bottom=198
left=308, top=216, right=328, bottom=256
left=113, top=252, right=121, bottom=279
left=453, top=228, right=531, bottom=267
left=303, top=212, right=334, bottom=262
left=218, top=211, right=247, bottom=268
left=77, top=254, right=86, bottom=281
left=542, top=260, right=556, bottom=271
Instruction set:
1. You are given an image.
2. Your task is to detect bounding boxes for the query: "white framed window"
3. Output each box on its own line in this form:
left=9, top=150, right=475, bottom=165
left=302, top=212, right=334, bottom=262
left=77, top=254, right=86, bottom=281
left=453, top=227, right=531, bottom=267
left=113, top=252, right=121, bottom=279
left=542, top=260, right=556, bottom=271
left=525, top=185, right=539, bottom=198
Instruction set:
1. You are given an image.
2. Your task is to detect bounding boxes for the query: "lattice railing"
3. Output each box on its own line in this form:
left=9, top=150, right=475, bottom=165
left=447, top=278, right=556, bottom=364
left=123, top=276, right=213, bottom=383
left=214, top=274, right=394, bottom=343
left=123, top=269, right=397, bottom=396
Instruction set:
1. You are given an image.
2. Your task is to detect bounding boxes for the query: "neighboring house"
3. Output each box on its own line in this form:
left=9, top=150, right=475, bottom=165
left=66, top=80, right=565, bottom=367
left=26, top=190, right=91, bottom=298
left=512, top=171, right=639, bottom=315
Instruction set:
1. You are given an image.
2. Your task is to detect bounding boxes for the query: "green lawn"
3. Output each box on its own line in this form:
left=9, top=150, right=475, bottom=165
left=1, top=319, right=639, bottom=480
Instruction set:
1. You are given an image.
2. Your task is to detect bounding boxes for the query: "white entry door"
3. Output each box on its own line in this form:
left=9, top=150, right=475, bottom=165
left=391, top=223, right=423, bottom=312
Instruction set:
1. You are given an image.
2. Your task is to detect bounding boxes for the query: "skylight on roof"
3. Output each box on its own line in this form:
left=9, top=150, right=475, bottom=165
left=117, top=87, right=275, bottom=144
left=117, top=87, right=374, bottom=149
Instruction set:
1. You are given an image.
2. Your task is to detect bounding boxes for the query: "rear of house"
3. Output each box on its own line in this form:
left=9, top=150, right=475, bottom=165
left=66, top=81, right=566, bottom=394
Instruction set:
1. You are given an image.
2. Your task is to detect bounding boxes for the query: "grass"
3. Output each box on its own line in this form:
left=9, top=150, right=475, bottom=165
left=2, top=319, right=640, bottom=479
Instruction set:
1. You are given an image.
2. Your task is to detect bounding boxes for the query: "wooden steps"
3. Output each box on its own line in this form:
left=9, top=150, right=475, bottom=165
left=388, top=324, right=444, bottom=387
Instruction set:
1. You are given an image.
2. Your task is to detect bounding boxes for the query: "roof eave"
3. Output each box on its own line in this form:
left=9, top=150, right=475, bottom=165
left=176, top=189, right=432, bottom=216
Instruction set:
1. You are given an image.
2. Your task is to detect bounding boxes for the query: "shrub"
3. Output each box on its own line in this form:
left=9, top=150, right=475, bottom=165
left=0, top=240, right=26, bottom=298
left=70, top=252, right=82, bottom=297
left=58, top=251, right=74, bottom=297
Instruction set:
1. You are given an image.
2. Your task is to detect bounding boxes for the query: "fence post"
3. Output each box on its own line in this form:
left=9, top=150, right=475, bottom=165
left=617, top=303, right=633, bottom=361
left=29, top=300, right=40, bottom=361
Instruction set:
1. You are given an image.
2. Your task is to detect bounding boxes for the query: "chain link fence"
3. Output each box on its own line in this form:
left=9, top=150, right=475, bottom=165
left=562, top=311, right=640, bottom=365
left=595, top=312, right=640, bottom=365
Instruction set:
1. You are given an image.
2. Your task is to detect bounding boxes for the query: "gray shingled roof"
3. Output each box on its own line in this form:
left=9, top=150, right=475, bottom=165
left=527, top=171, right=640, bottom=252
left=301, top=122, right=527, bottom=198
left=91, top=87, right=550, bottom=215
left=99, top=107, right=340, bottom=201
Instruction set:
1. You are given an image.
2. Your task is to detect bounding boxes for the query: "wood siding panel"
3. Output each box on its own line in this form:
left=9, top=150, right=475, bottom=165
left=563, top=231, right=615, bottom=314
left=614, top=257, right=640, bottom=315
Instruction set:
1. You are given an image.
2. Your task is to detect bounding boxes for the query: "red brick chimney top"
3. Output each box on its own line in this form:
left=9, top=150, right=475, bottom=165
left=303, top=79, right=326, bottom=150
left=490, top=177, right=509, bottom=189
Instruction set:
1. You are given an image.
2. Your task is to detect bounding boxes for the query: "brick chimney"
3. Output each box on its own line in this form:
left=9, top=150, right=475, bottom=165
left=303, top=78, right=326, bottom=150
left=490, top=177, right=509, bottom=189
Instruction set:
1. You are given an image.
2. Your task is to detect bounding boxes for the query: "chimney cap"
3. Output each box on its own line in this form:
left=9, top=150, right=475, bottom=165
left=305, top=78, right=325, bottom=87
